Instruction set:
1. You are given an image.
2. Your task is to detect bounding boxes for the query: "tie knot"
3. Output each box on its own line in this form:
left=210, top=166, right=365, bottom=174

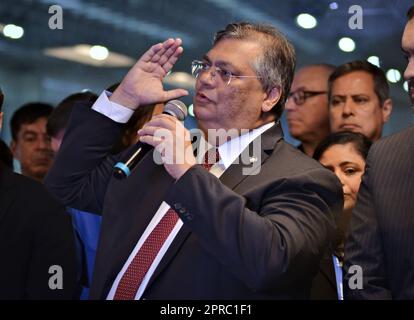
left=202, top=148, right=220, bottom=171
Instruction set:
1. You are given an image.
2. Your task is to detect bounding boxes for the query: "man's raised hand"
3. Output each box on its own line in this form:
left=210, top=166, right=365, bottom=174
left=110, top=38, right=189, bottom=109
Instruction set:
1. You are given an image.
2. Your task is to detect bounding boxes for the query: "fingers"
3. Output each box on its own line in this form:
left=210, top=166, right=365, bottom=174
left=150, top=113, right=186, bottom=127
left=161, top=47, right=183, bottom=73
left=138, top=114, right=188, bottom=144
left=156, top=39, right=181, bottom=63
left=164, top=88, right=189, bottom=101
left=139, top=135, right=170, bottom=161
left=139, top=136, right=164, bottom=150
left=143, top=38, right=182, bottom=66
left=138, top=115, right=177, bottom=135
left=139, top=124, right=169, bottom=156
left=158, top=45, right=182, bottom=67
left=144, top=38, right=174, bottom=60
left=150, top=43, right=174, bottom=63
left=140, top=42, right=164, bottom=63
left=138, top=125, right=164, bottom=138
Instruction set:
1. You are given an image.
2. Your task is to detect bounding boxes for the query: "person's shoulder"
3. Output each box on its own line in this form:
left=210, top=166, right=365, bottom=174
left=272, top=140, right=326, bottom=173
left=370, top=125, right=414, bottom=160
left=373, top=125, right=414, bottom=151
left=268, top=139, right=342, bottom=189
left=9, top=171, right=63, bottom=212
left=267, top=140, right=343, bottom=208
left=12, top=170, right=45, bottom=192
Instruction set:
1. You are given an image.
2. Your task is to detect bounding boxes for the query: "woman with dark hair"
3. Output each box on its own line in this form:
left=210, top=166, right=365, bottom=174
left=311, top=131, right=372, bottom=300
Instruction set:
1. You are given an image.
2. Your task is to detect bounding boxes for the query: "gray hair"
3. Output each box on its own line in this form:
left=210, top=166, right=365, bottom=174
left=213, top=22, right=296, bottom=119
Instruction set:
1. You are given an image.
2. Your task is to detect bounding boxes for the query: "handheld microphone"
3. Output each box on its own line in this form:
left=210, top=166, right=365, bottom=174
left=113, top=100, right=188, bottom=179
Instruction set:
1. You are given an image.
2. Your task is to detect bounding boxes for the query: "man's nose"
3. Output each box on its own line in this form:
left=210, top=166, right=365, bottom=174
left=403, top=58, right=414, bottom=81
left=342, top=99, right=354, bottom=116
left=198, top=67, right=217, bottom=86
left=285, top=97, right=297, bottom=111
left=37, top=136, right=51, bottom=149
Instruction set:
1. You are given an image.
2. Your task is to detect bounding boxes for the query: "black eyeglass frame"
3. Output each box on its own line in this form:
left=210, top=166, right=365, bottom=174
left=288, top=90, right=327, bottom=105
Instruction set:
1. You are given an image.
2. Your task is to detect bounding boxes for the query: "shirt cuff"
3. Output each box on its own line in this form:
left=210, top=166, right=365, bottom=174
left=91, top=91, right=134, bottom=123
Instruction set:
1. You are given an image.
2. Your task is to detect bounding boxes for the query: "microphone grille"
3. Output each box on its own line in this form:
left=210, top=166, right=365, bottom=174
left=164, top=100, right=188, bottom=121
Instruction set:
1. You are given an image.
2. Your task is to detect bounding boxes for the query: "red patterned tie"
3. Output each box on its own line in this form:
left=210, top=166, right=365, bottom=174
left=201, top=147, right=220, bottom=171
left=113, top=149, right=219, bottom=300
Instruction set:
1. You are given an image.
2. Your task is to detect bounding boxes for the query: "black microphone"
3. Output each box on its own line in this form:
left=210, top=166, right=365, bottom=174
left=113, top=100, right=188, bottom=179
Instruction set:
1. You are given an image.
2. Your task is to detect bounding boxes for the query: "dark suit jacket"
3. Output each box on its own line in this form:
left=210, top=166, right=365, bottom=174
left=344, top=125, right=414, bottom=299
left=0, top=163, right=77, bottom=299
left=45, top=105, right=343, bottom=299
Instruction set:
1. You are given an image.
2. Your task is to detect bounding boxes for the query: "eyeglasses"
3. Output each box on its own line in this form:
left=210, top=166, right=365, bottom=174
left=288, top=90, right=327, bottom=106
left=191, top=60, right=261, bottom=86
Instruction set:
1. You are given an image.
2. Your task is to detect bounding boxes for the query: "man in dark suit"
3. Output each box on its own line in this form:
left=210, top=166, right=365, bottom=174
left=0, top=90, right=77, bottom=299
left=344, top=6, right=414, bottom=299
left=45, top=22, right=342, bottom=299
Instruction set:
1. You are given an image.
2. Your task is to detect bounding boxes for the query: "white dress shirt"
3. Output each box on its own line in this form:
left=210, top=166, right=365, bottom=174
left=92, top=91, right=274, bottom=299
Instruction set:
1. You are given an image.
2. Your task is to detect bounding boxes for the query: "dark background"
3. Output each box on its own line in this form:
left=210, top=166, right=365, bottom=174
left=0, top=0, right=412, bottom=146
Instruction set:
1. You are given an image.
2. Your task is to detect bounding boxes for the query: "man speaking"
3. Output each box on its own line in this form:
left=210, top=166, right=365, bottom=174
left=45, top=22, right=342, bottom=299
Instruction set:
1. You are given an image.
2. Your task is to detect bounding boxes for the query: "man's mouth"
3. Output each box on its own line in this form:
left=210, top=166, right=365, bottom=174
left=34, top=153, right=53, bottom=165
left=196, top=92, right=213, bottom=103
left=340, top=123, right=360, bottom=130
left=286, top=117, right=301, bottom=123
left=34, top=158, right=51, bottom=166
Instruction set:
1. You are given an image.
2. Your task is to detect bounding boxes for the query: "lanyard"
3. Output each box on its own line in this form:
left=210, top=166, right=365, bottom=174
left=332, top=255, right=344, bottom=300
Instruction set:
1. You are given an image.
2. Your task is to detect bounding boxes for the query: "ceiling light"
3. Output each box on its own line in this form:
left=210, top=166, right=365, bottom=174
left=89, top=45, right=109, bottom=61
left=386, top=69, right=401, bottom=83
left=3, top=24, right=24, bottom=39
left=338, top=37, right=355, bottom=52
left=403, top=81, right=409, bottom=92
left=329, top=2, right=339, bottom=10
left=44, top=45, right=135, bottom=67
left=296, top=13, right=317, bottom=29
left=367, top=56, right=380, bottom=67
left=188, top=104, right=195, bottom=117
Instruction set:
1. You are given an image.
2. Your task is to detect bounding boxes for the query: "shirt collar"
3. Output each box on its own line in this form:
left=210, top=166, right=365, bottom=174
left=217, top=122, right=275, bottom=170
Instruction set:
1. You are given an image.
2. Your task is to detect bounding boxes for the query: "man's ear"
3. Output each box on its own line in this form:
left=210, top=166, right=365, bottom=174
left=381, top=98, right=393, bottom=123
left=262, top=86, right=282, bottom=113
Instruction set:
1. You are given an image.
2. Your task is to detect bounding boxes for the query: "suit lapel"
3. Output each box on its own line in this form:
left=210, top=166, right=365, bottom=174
left=220, top=122, right=283, bottom=189
left=144, top=122, right=283, bottom=289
